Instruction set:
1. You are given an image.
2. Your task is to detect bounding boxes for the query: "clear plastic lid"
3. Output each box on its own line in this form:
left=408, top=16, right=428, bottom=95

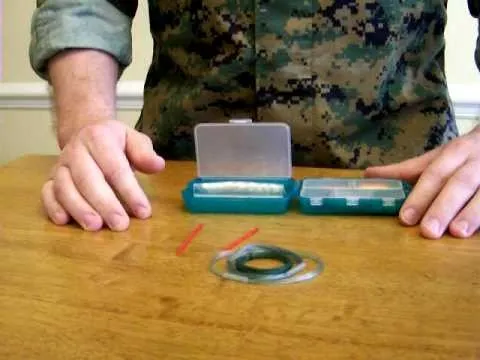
left=194, top=119, right=292, bottom=178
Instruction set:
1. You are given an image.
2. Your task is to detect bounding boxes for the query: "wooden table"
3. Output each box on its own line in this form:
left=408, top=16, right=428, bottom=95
left=0, top=155, right=479, bottom=359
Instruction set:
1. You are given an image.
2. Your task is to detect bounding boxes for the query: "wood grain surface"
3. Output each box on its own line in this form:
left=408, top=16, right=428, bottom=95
left=0, top=155, right=479, bottom=359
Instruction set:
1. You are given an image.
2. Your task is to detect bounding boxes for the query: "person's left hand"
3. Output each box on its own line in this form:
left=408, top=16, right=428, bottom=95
left=364, top=126, right=480, bottom=239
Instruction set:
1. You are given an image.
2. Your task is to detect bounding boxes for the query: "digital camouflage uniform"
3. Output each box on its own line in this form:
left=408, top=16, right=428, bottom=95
left=31, top=1, right=476, bottom=168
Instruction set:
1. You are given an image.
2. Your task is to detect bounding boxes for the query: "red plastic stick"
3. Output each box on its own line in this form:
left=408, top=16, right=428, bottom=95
left=176, top=224, right=204, bottom=256
left=223, top=227, right=259, bottom=251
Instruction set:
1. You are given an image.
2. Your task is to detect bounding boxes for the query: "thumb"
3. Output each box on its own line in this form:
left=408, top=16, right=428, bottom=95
left=364, top=147, right=440, bottom=183
left=125, top=128, right=166, bottom=174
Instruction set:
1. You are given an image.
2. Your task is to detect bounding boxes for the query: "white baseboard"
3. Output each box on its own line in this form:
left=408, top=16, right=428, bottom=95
left=0, top=81, right=144, bottom=110
left=0, top=81, right=479, bottom=121
left=447, top=84, right=480, bottom=120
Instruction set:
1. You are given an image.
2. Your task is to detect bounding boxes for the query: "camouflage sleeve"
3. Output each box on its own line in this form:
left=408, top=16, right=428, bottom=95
left=29, top=0, right=138, bottom=80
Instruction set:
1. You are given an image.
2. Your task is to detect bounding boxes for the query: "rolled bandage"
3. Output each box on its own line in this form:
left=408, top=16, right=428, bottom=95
left=193, top=181, right=285, bottom=197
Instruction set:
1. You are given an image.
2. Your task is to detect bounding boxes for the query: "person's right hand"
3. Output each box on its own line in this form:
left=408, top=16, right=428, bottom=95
left=41, top=120, right=165, bottom=231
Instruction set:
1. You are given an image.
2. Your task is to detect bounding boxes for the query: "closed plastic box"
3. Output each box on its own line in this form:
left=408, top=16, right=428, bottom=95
left=298, top=178, right=412, bottom=215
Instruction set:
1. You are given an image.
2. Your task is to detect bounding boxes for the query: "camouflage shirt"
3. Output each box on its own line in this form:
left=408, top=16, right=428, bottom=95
left=31, top=1, right=471, bottom=168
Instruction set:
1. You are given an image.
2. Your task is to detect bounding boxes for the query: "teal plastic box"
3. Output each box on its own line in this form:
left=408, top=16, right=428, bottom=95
left=181, top=120, right=411, bottom=215
left=182, top=120, right=298, bottom=214
left=297, top=178, right=412, bottom=215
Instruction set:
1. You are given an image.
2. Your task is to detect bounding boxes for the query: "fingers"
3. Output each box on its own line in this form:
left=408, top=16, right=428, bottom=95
left=418, top=160, right=480, bottom=238
left=126, top=129, right=165, bottom=174
left=53, top=165, right=104, bottom=231
left=399, top=144, right=469, bottom=231
left=449, top=188, right=480, bottom=238
left=83, top=127, right=152, bottom=221
left=68, top=144, right=131, bottom=231
left=364, top=147, right=440, bottom=183
left=41, top=180, right=70, bottom=225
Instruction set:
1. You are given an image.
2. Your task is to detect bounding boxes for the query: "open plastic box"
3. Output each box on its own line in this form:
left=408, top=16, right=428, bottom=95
left=181, top=120, right=411, bottom=215
left=181, top=119, right=298, bottom=214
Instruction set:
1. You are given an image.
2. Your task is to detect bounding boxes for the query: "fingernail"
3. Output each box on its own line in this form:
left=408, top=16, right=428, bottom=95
left=424, top=217, right=440, bottom=237
left=454, top=220, right=470, bottom=237
left=83, top=213, right=101, bottom=231
left=401, top=208, right=417, bottom=225
left=109, top=213, right=128, bottom=231
left=136, top=204, right=151, bottom=219
left=53, top=211, right=68, bottom=225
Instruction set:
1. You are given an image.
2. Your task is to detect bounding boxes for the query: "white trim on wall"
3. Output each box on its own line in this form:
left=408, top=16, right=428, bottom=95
left=0, top=81, right=144, bottom=110
left=448, top=84, right=480, bottom=120
left=0, top=81, right=479, bottom=121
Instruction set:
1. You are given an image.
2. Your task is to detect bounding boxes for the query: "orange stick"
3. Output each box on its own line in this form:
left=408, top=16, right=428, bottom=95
left=176, top=224, right=205, bottom=256
left=223, top=227, right=259, bottom=251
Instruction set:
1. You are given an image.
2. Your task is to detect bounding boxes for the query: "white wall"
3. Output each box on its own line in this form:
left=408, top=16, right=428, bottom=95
left=0, top=1, right=479, bottom=164
left=445, top=1, right=480, bottom=85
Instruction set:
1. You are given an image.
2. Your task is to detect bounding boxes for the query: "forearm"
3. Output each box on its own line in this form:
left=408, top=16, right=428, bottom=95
left=29, top=0, right=137, bottom=147
left=48, top=49, right=118, bottom=148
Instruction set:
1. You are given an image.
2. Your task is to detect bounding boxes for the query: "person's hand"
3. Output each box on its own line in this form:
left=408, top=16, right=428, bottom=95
left=42, top=120, right=165, bottom=231
left=365, top=126, right=480, bottom=239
